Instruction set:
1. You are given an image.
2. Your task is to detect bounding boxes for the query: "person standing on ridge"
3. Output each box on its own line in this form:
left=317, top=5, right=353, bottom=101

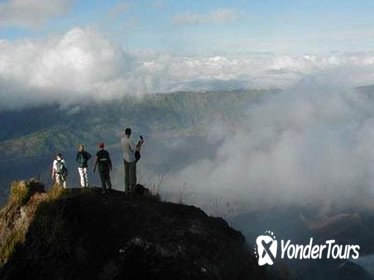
left=93, top=143, right=112, bottom=194
left=121, top=128, right=144, bottom=195
left=76, top=144, right=91, bottom=188
left=51, top=153, right=68, bottom=189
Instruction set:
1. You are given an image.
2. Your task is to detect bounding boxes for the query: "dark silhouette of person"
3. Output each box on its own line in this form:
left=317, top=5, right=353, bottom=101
left=93, top=143, right=112, bottom=194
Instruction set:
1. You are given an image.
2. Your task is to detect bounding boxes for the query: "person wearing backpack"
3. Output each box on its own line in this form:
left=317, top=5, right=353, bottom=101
left=93, top=143, right=112, bottom=194
left=121, top=128, right=144, bottom=195
left=76, top=144, right=92, bottom=188
left=51, top=153, right=68, bottom=189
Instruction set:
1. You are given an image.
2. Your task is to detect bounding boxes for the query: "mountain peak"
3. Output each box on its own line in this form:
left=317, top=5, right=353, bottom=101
left=0, top=179, right=264, bottom=280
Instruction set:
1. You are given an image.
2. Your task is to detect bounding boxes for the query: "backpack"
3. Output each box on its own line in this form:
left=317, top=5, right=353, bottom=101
left=56, top=160, right=68, bottom=177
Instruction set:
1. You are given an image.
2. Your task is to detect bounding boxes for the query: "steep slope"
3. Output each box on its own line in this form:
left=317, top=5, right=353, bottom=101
left=0, top=180, right=265, bottom=280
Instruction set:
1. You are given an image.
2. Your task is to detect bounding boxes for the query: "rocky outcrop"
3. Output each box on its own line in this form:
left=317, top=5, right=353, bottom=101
left=0, top=180, right=265, bottom=280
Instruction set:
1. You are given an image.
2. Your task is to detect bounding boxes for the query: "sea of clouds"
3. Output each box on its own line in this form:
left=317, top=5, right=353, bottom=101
left=170, top=81, right=374, bottom=210
left=2, top=27, right=374, bottom=110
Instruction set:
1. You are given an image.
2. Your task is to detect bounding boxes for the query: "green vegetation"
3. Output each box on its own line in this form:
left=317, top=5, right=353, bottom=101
left=0, top=179, right=47, bottom=265
left=0, top=89, right=275, bottom=161
left=46, top=184, right=68, bottom=201
left=0, top=179, right=263, bottom=280
left=0, top=179, right=163, bottom=267
left=10, top=179, right=45, bottom=206
left=0, top=230, right=24, bottom=266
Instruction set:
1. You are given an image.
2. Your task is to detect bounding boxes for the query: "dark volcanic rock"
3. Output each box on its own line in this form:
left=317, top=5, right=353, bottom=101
left=338, top=261, right=374, bottom=280
left=0, top=185, right=265, bottom=280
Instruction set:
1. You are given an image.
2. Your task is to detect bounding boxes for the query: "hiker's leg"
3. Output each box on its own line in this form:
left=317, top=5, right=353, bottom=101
left=99, top=171, right=106, bottom=191
left=56, top=174, right=62, bottom=186
left=129, top=161, right=136, bottom=193
left=106, top=170, right=112, bottom=190
left=134, top=162, right=137, bottom=186
left=124, top=160, right=130, bottom=192
left=62, top=176, right=67, bottom=189
left=83, top=167, right=88, bottom=187
left=78, top=167, right=84, bottom=187
left=56, top=175, right=60, bottom=185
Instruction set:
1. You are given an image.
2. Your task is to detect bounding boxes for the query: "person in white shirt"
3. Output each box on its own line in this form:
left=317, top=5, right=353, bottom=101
left=51, top=153, right=68, bottom=189
left=121, top=128, right=144, bottom=194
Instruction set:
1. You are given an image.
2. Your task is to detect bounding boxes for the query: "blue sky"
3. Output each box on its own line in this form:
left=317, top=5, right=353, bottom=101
left=1, top=0, right=374, bottom=54
left=2, top=0, right=374, bottom=111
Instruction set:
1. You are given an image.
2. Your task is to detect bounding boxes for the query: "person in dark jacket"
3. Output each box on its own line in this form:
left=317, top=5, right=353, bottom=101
left=76, top=144, right=92, bottom=188
left=93, top=143, right=112, bottom=194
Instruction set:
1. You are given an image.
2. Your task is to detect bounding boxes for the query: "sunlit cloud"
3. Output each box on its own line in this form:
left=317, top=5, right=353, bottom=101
left=171, top=82, right=374, bottom=209
left=2, top=27, right=374, bottom=110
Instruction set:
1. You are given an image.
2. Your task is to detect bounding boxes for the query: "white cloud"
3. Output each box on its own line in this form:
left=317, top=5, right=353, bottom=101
left=161, top=53, right=374, bottom=91
left=171, top=83, right=374, bottom=211
left=172, top=8, right=242, bottom=25
left=2, top=27, right=374, bottom=110
left=0, top=0, right=73, bottom=28
left=0, top=27, right=139, bottom=109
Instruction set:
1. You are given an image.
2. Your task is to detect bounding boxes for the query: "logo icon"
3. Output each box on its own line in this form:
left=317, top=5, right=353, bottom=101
left=253, top=231, right=360, bottom=266
left=255, top=231, right=278, bottom=266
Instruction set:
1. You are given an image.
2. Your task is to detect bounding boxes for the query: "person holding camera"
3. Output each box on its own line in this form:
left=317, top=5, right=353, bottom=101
left=121, top=128, right=144, bottom=195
